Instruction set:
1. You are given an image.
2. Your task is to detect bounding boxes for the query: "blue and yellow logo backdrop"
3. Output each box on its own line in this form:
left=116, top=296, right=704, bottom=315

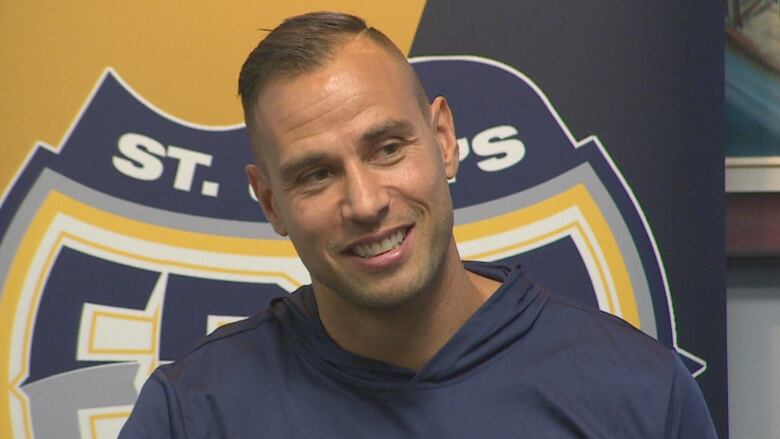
left=0, top=2, right=726, bottom=437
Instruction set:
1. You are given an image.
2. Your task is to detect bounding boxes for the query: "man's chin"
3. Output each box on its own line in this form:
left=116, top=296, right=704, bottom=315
left=325, top=272, right=429, bottom=311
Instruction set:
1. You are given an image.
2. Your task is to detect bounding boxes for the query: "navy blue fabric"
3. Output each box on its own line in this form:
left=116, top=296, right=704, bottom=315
left=120, top=262, right=716, bottom=438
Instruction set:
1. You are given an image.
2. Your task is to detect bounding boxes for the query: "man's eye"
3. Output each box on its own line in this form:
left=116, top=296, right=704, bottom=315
left=374, top=143, right=403, bottom=161
left=303, top=168, right=333, bottom=183
left=381, top=144, right=399, bottom=155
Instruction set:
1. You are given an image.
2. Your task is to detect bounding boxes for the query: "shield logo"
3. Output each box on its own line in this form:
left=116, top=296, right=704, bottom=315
left=0, top=58, right=704, bottom=438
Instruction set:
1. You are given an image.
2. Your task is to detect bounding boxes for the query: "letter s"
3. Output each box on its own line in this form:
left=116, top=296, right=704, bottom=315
left=113, top=132, right=165, bottom=180
left=472, top=125, right=525, bottom=172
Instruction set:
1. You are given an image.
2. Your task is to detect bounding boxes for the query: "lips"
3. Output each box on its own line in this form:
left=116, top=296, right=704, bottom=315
left=350, top=228, right=409, bottom=258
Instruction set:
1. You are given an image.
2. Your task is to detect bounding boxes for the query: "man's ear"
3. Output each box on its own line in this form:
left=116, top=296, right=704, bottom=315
left=430, top=96, right=459, bottom=180
left=246, top=164, right=288, bottom=236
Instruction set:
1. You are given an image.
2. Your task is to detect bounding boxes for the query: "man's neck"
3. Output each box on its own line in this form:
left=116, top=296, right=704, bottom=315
left=313, top=243, right=500, bottom=371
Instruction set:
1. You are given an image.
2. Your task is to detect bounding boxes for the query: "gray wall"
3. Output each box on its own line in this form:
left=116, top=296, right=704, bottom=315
left=728, top=259, right=780, bottom=438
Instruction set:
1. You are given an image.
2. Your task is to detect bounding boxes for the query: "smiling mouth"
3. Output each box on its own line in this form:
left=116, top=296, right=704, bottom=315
left=351, top=228, right=409, bottom=258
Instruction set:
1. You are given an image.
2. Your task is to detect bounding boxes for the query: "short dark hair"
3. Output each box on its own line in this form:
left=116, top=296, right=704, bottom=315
left=238, top=11, right=429, bottom=152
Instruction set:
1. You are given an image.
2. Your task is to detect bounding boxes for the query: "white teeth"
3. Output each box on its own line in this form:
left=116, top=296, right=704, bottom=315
left=353, top=229, right=407, bottom=258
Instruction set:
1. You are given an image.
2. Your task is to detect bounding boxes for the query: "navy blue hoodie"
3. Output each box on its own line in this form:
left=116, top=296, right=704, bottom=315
left=120, top=262, right=716, bottom=438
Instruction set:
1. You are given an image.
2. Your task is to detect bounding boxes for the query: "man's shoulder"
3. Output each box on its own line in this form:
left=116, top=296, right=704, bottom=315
left=545, top=293, right=665, bottom=343
left=464, top=260, right=678, bottom=372
left=120, top=294, right=310, bottom=438
left=498, top=288, right=714, bottom=437
left=190, top=305, right=279, bottom=352
left=156, top=296, right=295, bottom=385
left=536, top=291, right=681, bottom=376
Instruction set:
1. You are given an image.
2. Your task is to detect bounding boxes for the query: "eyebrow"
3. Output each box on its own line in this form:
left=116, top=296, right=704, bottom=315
left=360, top=119, right=415, bottom=144
left=278, top=119, right=417, bottom=183
left=279, top=152, right=330, bottom=183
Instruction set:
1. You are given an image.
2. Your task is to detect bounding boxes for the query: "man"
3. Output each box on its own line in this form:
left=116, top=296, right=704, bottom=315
left=121, top=12, right=716, bottom=438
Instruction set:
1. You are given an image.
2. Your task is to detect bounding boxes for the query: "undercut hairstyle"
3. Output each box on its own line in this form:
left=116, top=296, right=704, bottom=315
left=238, top=11, right=430, bottom=157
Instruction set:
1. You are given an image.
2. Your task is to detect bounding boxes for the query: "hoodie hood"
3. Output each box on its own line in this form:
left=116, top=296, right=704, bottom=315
left=272, top=262, right=548, bottom=387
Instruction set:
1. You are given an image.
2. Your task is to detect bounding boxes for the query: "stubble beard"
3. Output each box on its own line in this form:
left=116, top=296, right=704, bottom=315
left=330, top=257, right=442, bottom=311
left=315, top=216, right=455, bottom=313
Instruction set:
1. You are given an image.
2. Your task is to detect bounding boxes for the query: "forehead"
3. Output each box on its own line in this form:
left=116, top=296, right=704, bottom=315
left=253, top=38, right=423, bottom=160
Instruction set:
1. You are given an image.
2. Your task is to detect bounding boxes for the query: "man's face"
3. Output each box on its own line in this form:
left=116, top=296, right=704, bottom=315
left=247, top=38, right=459, bottom=310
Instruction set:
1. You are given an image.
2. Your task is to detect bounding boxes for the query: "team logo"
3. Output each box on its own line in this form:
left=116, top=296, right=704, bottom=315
left=0, top=57, right=704, bottom=438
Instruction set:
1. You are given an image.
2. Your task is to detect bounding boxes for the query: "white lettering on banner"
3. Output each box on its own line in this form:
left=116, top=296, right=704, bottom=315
left=457, top=137, right=470, bottom=161
left=166, top=145, right=213, bottom=192
left=451, top=124, right=525, bottom=184
left=112, top=132, right=220, bottom=197
left=471, top=125, right=526, bottom=172
left=248, top=184, right=258, bottom=202
left=113, top=133, right=165, bottom=181
left=112, top=126, right=525, bottom=196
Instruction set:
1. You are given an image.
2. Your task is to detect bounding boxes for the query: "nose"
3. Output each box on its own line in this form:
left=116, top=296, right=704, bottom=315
left=341, top=163, right=389, bottom=224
